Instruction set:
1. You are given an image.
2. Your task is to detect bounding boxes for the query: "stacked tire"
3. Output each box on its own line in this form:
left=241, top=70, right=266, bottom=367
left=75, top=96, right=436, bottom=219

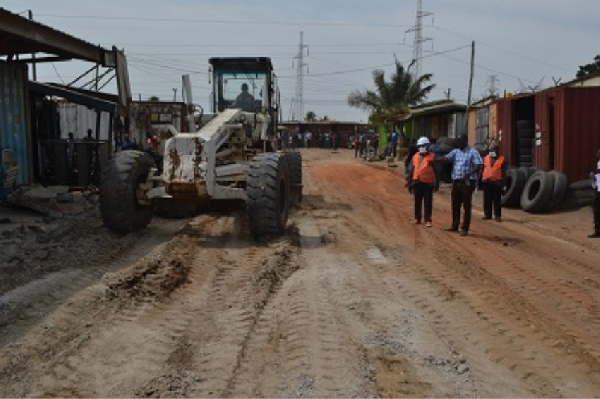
left=519, top=170, right=568, bottom=213
left=561, top=179, right=596, bottom=210
left=516, top=120, right=535, bottom=167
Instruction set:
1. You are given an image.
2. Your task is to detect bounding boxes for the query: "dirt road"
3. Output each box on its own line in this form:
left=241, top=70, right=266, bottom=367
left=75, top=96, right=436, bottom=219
left=1, top=148, right=600, bottom=397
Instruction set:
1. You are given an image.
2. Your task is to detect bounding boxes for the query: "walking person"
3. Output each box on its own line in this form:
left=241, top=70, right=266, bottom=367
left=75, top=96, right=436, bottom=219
left=439, top=134, right=483, bottom=236
left=407, top=137, right=439, bottom=227
left=589, top=148, right=600, bottom=238
left=480, top=144, right=506, bottom=222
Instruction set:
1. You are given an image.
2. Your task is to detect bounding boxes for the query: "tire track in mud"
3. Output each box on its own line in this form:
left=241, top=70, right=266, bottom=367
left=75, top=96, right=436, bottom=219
left=0, top=217, right=189, bottom=346
left=407, top=226, right=600, bottom=397
left=228, top=215, right=370, bottom=398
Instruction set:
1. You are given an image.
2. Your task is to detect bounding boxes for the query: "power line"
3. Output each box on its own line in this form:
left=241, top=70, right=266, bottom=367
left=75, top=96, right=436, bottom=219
left=35, top=13, right=412, bottom=28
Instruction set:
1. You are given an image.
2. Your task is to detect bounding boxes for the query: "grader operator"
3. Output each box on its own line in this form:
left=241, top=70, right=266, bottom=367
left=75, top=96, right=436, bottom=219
left=99, top=57, right=302, bottom=238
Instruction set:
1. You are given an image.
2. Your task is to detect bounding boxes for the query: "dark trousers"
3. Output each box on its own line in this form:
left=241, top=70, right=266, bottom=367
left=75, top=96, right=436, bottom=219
left=451, top=180, right=476, bottom=231
left=594, top=192, right=600, bottom=233
left=413, top=182, right=433, bottom=222
left=483, top=182, right=502, bottom=219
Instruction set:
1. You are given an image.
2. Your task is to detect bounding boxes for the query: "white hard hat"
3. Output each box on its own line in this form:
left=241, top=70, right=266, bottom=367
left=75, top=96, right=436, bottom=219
left=416, top=136, right=430, bottom=146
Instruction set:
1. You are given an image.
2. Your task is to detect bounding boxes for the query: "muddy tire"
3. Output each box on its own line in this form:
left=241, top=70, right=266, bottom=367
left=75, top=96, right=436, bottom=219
left=286, top=151, right=303, bottom=205
left=100, top=150, right=154, bottom=234
left=501, top=167, right=527, bottom=207
left=246, top=153, right=290, bottom=238
left=545, top=170, right=568, bottom=211
left=520, top=170, right=554, bottom=213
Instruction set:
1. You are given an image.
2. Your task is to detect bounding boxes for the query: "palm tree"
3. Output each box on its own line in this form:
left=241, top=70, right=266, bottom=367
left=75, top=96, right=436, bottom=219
left=348, top=59, right=435, bottom=124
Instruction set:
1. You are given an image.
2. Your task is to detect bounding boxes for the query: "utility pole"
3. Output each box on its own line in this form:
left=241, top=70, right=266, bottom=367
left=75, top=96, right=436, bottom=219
left=405, top=0, right=433, bottom=80
left=292, top=31, right=309, bottom=121
left=173, top=88, right=177, bottom=102
left=464, top=40, right=475, bottom=135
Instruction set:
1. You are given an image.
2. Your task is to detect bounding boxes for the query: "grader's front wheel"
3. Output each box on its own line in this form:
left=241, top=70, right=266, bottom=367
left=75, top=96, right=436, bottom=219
left=99, top=150, right=154, bottom=234
left=246, top=153, right=290, bottom=238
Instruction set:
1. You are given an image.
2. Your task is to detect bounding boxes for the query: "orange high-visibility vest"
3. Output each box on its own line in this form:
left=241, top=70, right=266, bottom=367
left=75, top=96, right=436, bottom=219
left=482, top=155, right=505, bottom=181
left=412, top=152, right=435, bottom=183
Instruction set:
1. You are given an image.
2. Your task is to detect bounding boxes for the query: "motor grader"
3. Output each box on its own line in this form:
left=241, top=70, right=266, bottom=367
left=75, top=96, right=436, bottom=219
left=99, top=57, right=302, bottom=237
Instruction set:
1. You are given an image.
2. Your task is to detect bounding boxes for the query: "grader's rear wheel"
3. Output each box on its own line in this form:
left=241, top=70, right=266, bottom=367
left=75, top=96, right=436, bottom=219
left=246, top=153, right=290, bottom=238
left=99, top=150, right=154, bottom=234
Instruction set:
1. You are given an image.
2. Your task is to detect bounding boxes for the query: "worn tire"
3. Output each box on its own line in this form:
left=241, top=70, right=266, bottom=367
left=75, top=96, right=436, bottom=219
left=501, top=167, right=527, bottom=207
left=246, top=153, right=290, bottom=238
left=545, top=170, right=568, bottom=211
left=100, top=150, right=154, bottom=234
left=520, top=170, right=554, bottom=213
left=286, top=151, right=303, bottom=205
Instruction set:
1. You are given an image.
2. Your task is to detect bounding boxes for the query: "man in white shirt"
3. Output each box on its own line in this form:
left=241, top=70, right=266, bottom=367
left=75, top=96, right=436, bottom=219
left=589, top=148, right=600, bottom=238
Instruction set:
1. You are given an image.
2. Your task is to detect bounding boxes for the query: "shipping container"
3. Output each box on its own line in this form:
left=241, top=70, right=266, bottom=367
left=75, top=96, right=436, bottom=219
left=0, top=61, right=30, bottom=195
left=495, top=85, right=600, bottom=183
left=536, top=86, right=600, bottom=182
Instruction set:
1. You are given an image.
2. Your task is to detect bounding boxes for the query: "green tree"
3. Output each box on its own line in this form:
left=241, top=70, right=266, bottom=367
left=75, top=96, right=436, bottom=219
left=577, top=55, right=600, bottom=78
left=347, top=60, right=435, bottom=124
left=148, top=95, right=160, bottom=101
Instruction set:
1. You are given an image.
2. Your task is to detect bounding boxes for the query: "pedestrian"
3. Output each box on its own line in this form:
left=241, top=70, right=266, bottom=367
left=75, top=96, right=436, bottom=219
left=354, top=135, right=360, bottom=157
left=407, top=136, right=439, bottom=227
left=439, top=134, right=483, bottom=236
left=480, top=144, right=506, bottom=222
left=391, top=129, right=399, bottom=158
left=404, top=138, right=418, bottom=180
left=589, top=148, right=600, bottom=238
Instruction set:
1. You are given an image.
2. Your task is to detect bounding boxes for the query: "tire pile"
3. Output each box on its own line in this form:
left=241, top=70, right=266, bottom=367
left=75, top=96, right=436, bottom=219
left=502, top=167, right=593, bottom=213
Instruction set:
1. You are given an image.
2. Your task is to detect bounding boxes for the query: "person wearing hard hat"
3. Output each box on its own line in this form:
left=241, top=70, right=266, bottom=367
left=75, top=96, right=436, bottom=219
left=406, top=136, right=439, bottom=227
left=480, top=144, right=506, bottom=222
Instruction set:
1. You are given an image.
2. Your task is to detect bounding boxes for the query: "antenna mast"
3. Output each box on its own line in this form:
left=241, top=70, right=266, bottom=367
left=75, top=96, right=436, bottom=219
left=292, top=31, right=309, bottom=121
left=406, top=0, right=433, bottom=80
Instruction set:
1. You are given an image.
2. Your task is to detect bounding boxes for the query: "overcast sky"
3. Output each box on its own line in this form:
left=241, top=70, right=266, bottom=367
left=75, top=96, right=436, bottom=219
left=2, top=0, right=598, bottom=122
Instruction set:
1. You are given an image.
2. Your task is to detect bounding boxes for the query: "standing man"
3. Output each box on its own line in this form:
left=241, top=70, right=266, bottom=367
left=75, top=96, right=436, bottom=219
left=589, top=148, right=600, bottom=238
left=480, top=144, right=506, bottom=222
left=407, top=136, right=439, bottom=227
left=391, top=129, right=399, bottom=159
left=440, top=134, right=483, bottom=236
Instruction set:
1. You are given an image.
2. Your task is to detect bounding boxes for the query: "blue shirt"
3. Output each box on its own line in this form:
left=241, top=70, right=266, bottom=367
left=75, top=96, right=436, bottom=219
left=446, top=147, right=483, bottom=180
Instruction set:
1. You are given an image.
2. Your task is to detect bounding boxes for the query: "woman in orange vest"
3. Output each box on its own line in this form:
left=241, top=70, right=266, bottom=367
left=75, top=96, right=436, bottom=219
left=407, top=136, right=439, bottom=227
left=480, top=144, right=506, bottom=222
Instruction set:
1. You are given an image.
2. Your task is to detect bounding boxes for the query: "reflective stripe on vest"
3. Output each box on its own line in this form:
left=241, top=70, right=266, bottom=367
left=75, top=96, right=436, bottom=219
left=482, top=155, right=504, bottom=181
left=412, top=152, right=435, bottom=183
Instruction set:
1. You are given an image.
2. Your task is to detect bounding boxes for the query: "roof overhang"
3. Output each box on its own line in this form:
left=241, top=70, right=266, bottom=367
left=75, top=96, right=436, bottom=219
left=29, top=81, right=118, bottom=114
left=0, top=7, right=113, bottom=65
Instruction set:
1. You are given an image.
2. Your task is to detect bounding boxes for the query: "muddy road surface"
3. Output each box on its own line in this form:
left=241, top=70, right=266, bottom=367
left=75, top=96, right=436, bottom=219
left=1, top=148, right=600, bottom=397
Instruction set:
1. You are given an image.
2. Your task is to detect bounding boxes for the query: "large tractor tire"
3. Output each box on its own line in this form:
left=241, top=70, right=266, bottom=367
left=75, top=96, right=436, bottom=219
left=286, top=151, right=303, bottom=205
left=100, top=150, right=155, bottom=234
left=544, top=170, right=568, bottom=211
left=520, top=170, right=554, bottom=213
left=501, top=167, right=527, bottom=207
left=246, top=153, right=290, bottom=238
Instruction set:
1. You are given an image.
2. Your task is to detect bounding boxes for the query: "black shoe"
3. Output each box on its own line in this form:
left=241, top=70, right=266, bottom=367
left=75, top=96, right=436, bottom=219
left=495, top=217, right=502, bottom=222
left=445, top=226, right=459, bottom=232
left=588, top=232, right=600, bottom=238
left=460, top=229, right=468, bottom=236
left=482, top=216, right=491, bottom=220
